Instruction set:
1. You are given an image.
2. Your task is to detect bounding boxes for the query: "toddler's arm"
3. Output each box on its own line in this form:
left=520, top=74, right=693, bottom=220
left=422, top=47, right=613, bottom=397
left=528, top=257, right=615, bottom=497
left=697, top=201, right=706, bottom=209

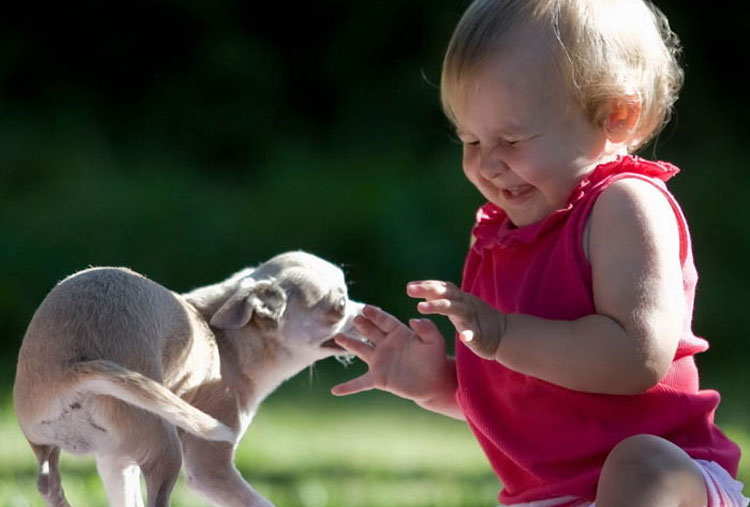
left=409, top=179, right=685, bottom=395
left=331, top=305, right=463, bottom=420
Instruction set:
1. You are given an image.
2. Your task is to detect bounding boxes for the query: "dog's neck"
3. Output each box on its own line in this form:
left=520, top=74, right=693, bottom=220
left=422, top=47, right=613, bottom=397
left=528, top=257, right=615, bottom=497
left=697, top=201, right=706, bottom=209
left=181, top=268, right=255, bottom=320
left=183, top=280, right=312, bottom=407
left=213, top=324, right=309, bottom=421
left=183, top=276, right=318, bottom=434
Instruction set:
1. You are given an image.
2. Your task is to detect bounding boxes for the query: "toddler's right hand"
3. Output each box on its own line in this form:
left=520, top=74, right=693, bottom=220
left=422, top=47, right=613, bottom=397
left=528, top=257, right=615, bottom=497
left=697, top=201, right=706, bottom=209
left=331, top=305, right=451, bottom=405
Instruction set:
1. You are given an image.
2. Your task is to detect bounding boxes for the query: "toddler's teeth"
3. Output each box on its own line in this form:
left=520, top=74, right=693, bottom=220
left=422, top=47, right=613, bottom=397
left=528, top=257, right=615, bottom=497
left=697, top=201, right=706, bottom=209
left=506, top=184, right=532, bottom=197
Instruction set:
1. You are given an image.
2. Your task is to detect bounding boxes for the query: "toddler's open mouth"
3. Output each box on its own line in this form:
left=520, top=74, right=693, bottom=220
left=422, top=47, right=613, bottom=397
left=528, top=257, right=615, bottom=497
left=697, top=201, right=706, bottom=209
left=502, top=184, right=535, bottom=200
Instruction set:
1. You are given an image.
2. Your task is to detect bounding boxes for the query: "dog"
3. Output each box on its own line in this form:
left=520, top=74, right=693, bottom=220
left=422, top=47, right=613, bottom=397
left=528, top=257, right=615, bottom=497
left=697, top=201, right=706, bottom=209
left=13, top=251, right=363, bottom=507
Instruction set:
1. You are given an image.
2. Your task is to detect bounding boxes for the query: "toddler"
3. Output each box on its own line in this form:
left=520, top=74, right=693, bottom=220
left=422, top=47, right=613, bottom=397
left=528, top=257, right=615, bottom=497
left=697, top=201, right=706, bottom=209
left=332, top=1, right=748, bottom=506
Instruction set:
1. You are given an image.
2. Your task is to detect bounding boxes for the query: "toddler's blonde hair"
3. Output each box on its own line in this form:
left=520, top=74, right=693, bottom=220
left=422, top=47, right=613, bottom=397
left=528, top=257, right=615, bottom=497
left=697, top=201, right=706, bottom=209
left=441, top=0, right=683, bottom=152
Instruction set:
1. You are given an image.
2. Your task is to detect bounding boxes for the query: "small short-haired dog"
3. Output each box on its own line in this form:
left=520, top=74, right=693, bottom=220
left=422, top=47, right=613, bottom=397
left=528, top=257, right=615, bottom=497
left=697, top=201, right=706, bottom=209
left=13, top=251, right=363, bottom=507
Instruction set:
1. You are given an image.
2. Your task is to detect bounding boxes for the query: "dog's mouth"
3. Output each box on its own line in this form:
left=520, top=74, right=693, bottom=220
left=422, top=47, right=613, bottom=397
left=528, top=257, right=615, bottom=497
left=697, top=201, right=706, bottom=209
left=320, top=337, right=345, bottom=351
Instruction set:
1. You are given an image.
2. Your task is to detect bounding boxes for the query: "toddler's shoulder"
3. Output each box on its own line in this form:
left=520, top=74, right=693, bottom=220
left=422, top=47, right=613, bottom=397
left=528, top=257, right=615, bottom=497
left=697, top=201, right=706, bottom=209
left=591, top=178, right=676, bottom=226
left=589, top=177, right=682, bottom=256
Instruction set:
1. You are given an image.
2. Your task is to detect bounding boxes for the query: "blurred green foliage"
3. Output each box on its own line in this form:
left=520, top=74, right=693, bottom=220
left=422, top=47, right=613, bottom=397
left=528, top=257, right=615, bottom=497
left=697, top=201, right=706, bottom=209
left=1, top=2, right=748, bottom=506
left=1, top=1, right=748, bottom=411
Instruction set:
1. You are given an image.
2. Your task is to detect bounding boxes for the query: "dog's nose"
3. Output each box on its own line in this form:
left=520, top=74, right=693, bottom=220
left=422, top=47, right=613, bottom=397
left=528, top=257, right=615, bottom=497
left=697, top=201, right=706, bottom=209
left=340, top=300, right=366, bottom=338
left=347, top=300, right=365, bottom=318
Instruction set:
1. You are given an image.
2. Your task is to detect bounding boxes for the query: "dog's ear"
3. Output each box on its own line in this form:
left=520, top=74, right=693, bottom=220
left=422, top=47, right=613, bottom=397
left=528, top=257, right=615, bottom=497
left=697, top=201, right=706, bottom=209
left=209, top=279, right=287, bottom=330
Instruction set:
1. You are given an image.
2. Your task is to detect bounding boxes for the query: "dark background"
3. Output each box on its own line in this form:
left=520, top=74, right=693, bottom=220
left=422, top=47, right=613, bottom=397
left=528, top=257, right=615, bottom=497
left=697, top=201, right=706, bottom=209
left=1, top=2, right=747, bottom=410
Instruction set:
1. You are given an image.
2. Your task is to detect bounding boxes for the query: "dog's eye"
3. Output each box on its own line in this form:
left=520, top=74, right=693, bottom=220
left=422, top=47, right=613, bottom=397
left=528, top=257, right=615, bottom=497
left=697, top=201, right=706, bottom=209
left=324, top=297, right=347, bottom=324
left=335, top=297, right=346, bottom=314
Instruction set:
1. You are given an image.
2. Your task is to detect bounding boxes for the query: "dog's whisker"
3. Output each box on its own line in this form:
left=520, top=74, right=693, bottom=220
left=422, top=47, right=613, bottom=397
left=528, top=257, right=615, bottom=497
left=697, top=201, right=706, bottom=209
left=334, top=353, right=355, bottom=366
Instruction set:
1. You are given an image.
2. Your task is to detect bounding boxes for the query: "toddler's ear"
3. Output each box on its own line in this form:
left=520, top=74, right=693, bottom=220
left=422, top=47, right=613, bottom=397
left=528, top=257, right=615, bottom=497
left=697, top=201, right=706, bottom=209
left=603, top=96, right=641, bottom=144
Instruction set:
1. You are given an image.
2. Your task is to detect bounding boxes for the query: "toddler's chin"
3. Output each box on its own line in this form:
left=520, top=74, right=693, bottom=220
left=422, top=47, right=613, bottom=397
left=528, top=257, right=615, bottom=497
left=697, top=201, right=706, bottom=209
left=504, top=208, right=549, bottom=228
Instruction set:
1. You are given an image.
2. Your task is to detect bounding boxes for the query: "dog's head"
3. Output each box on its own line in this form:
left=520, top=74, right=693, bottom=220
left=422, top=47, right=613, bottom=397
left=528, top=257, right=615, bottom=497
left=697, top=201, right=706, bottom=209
left=208, top=251, right=363, bottom=362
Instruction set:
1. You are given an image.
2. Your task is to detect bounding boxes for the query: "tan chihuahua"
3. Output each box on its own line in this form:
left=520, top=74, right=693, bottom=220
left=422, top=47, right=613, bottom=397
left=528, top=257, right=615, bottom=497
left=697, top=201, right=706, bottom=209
left=13, top=251, right=363, bottom=507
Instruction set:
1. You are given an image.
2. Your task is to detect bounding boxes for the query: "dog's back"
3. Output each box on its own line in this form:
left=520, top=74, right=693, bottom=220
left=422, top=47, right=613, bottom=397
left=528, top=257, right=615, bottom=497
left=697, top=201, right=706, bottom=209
left=14, top=267, right=231, bottom=456
left=13, top=252, right=363, bottom=507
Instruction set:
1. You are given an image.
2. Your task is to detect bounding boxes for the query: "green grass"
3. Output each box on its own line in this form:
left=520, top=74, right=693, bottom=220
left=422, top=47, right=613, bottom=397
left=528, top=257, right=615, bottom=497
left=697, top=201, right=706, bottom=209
left=0, top=374, right=499, bottom=507
left=1, top=371, right=747, bottom=507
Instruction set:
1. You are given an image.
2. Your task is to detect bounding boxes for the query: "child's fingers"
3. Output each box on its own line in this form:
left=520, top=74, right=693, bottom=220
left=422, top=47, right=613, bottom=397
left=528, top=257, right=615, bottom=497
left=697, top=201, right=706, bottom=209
left=417, top=298, right=470, bottom=320
left=334, top=333, right=374, bottom=360
left=416, top=299, right=480, bottom=344
left=330, top=372, right=375, bottom=396
left=408, top=318, right=445, bottom=345
left=410, top=284, right=503, bottom=360
left=352, top=315, right=386, bottom=344
left=407, top=280, right=460, bottom=300
left=362, top=304, right=406, bottom=336
left=406, top=280, right=444, bottom=299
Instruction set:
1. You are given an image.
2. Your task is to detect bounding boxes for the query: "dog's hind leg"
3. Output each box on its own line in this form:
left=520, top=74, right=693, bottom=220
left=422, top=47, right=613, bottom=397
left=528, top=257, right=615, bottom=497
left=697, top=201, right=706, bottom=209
left=182, top=434, right=273, bottom=507
left=95, top=455, right=145, bottom=507
left=138, top=421, right=181, bottom=507
left=30, top=442, right=70, bottom=507
left=96, top=410, right=182, bottom=507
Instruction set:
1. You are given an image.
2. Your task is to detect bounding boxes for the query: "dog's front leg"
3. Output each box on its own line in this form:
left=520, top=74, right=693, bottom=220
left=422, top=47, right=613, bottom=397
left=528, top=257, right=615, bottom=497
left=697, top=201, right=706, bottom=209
left=182, top=434, right=273, bottom=507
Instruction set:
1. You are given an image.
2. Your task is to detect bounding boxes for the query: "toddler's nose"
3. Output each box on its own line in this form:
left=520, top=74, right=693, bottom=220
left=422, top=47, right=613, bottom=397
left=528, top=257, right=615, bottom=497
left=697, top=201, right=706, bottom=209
left=478, top=150, right=508, bottom=180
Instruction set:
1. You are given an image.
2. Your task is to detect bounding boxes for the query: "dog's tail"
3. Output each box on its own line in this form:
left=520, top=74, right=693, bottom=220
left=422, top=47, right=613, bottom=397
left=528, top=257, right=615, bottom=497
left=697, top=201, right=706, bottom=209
left=69, top=360, right=234, bottom=443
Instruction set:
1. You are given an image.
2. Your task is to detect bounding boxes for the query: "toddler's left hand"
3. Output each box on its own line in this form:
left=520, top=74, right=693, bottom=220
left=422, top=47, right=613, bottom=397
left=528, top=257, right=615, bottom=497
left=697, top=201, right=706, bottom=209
left=407, top=280, right=506, bottom=360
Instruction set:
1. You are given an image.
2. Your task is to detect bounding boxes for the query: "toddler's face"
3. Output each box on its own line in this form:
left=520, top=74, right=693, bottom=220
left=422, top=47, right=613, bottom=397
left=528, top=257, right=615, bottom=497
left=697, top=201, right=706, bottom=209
left=453, top=26, right=614, bottom=227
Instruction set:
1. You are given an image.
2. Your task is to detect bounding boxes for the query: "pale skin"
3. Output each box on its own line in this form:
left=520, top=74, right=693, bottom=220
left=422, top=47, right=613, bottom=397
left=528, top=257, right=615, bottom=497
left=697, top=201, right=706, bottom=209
left=333, top=22, right=710, bottom=507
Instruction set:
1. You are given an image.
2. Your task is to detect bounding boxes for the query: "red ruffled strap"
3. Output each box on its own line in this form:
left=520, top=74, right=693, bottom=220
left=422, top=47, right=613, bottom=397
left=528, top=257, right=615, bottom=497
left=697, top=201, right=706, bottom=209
left=471, top=155, right=680, bottom=252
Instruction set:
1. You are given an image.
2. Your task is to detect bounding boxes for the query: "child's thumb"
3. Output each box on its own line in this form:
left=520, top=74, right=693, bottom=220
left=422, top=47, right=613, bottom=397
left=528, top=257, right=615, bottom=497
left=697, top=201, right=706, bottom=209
left=458, top=329, right=475, bottom=344
left=457, top=326, right=500, bottom=360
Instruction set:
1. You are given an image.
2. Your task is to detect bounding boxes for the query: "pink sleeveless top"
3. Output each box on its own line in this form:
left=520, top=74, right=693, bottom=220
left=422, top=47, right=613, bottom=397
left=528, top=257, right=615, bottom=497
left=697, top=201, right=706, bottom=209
left=457, top=156, right=741, bottom=505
